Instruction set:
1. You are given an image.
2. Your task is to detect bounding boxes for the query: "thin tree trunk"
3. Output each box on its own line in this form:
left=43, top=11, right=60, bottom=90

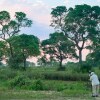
left=9, top=42, right=14, bottom=58
left=23, top=57, right=26, bottom=70
left=22, top=49, right=26, bottom=70
left=59, top=54, right=63, bottom=69
left=79, top=49, right=82, bottom=66
left=60, top=59, right=62, bottom=68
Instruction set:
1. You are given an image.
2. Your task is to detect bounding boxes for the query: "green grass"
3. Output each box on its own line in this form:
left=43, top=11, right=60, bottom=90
left=0, top=80, right=93, bottom=100
left=0, top=90, right=96, bottom=100
left=0, top=67, right=100, bottom=100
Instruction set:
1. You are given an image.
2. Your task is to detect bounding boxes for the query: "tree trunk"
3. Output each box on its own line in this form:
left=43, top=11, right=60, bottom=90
left=79, top=49, right=82, bottom=66
left=22, top=49, right=26, bottom=70
left=59, top=54, right=63, bottom=69
left=9, top=42, right=14, bottom=58
left=60, top=59, right=62, bottom=68
left=23, top=57, right=26, bottom=70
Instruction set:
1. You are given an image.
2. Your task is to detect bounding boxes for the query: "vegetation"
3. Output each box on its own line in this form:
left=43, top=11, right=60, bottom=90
left=0, top=4, right=100, bottom=100
left=41, top=32, right=77, bottom=70
left=7, top=34, right=40, bottom=70
left=0, top=66, right=100, bottom=99
left=51, top=4, right=100, bottom=66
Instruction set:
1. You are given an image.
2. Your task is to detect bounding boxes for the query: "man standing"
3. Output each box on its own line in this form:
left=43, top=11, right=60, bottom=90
left=90, top=72, right=99, bottom=97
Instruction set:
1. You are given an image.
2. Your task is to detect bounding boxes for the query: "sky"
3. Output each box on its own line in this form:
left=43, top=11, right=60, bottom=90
left=0, top=0, right=100, bottom=40
left=0, top=0, right=100, bottom=62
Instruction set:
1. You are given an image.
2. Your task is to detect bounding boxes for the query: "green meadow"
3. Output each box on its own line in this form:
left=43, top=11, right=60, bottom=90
left=0, top=66, right=100, bottom=100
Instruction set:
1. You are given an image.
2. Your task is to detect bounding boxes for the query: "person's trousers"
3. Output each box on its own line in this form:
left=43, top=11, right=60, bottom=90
left=92, top=84, right=99, bottom=96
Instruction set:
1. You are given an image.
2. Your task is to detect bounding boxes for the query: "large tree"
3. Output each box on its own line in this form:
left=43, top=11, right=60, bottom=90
left=86, top=30, right=100, bottom=66
left=51, top=5, right=100, bottom=66
left=0, top=11, right=32, bottom=58
left=7, top=34, right=40, bottom=70
left=41, top=32, right=77, bottom=69
left=0, top=41, right=6, bottom=61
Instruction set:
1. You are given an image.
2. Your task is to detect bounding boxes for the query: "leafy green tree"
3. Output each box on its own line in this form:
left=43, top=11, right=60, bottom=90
left=0, top=41, right=6, bottom=61
left=37, top=55, right=48, bottom=66
left=86, top=33, right=100, bottom=66
left=51, top=6, right=67, bottom=30
left=41, top=32, right=77, bottom=69
left=51, top=5, right=100, bottom=66
left=0, top=11, right=32, bottom=58
left=7, top=34, right=40, bottom=70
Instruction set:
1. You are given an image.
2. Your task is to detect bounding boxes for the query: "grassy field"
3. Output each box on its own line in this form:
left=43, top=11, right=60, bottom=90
left=0, top=90, right=99, bottom=100
left=0, top=67, right=100, bottom=100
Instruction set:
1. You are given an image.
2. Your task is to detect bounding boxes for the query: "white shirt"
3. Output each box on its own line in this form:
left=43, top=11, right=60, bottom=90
left=90, top=74, right=99, bottom=86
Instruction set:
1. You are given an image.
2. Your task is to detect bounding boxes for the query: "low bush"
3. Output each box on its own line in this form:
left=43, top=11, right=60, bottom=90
left=0, top=68, right=17, bottom=80
left=33, top=79, right=44, bottom=90
left=9, top=75, right=31, bottom=89
left=57, top=66, right=66, bottom=71
left=80, top=62, right=92, bottom=73
left=44, top=72, right=89, bottom=81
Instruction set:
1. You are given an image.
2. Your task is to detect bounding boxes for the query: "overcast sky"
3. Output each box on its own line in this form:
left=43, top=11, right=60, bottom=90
left=0, top=0, right=100, bottom=40
left=0, top=0, right=100, bottom=62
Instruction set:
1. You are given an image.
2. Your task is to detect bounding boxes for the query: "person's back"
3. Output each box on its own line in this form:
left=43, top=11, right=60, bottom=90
left=90, top=73, right=99, bottom=86
left=90, top=72, right=100, bottom=97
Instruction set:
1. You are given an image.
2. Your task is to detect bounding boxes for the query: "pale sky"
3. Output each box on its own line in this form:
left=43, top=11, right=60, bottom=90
left=0, top=0, right=100, bottom=62
left=0, top=0, right=100, bottom=40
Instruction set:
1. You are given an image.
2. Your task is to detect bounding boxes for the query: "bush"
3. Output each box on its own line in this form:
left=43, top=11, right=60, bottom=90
left=33, top=79, right=44, bottom=90
left=57, top=66, right=66, bottom=71
left=44, top=72, right=89, bottom=81
left=9, top=75, right=31, bottom=88
left=81, top=62, right=92, bottom=73
left=0, top=68, right=17, bottom=80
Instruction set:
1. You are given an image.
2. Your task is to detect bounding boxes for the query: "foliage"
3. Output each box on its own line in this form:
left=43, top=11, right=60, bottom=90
left=41, top=32, right=77, bottom=69
left=7, top=53, right=24, bottom=69
left=7, top=34, right=40, bottom=69
left=0, top=41, right=7, bottom=61
left=86, top=32, right=100, bottom=66
left=37, top=55, right=49, bottom=66
left=44, top=72, right=89, bottom=81
left=0, top=67, right=91, bottom=82
left=0, top=11, right=32, bottom=68
left=80, top=62, right=92, bottom=73
left=0, top=68, right=17, bottom=80
left=33, top=79, right=44, bottom=90
left=51, top=4, right=100, bottom=66
left=9, top=75, right=31, bottom=89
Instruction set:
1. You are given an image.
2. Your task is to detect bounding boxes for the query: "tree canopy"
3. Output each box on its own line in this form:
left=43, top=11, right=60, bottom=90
left=51, top=4, right=100, bottom=66
left=7, top=34, right=40, bottom=69
left=41, top=32, right=77, bottom=69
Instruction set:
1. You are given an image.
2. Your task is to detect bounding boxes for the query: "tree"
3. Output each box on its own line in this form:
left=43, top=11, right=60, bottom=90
left=86, top=32, right=100, bottom=66
left=51, top=5, right=100, bottom=66
left=7, top=34, right=40, bottom=70
left=0, top=41, right=6, bottom=61
left=0, top=11, right=32, bottom=58
left=37, top=55, right=48, bottom=66
left=41, top=32, right=77, bottom=69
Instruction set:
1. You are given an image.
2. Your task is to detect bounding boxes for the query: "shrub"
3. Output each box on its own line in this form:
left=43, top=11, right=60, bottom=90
left=81, top=62, right=92, bottom=73
left=0, top=68, right=17, bottom=80
left=33, top=79, right=44, bottom=90
left=57, top=66, right=66, bottom=71
left=44, top=72, right=89, bottom=81
left=9, top=75, right=31, bottom=88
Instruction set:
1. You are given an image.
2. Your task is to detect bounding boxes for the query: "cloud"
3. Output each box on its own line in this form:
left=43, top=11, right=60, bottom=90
left=0, top=0, right=52, bottom=26
left=0, top=0, right=7, bottom=5
left=0, top=0, right=53, bottom=40
left=64, top=0, right=70, bottom=4
left=97, top=0, right=100, bottom=3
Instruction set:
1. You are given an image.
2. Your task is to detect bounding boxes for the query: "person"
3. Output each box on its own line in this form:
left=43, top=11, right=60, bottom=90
left=89, top=72, right=99, bottom=97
